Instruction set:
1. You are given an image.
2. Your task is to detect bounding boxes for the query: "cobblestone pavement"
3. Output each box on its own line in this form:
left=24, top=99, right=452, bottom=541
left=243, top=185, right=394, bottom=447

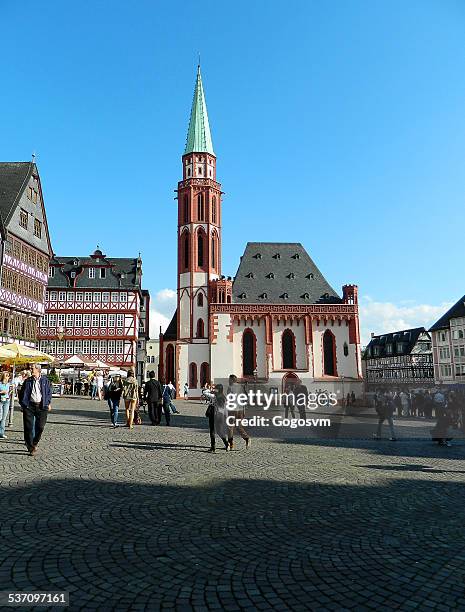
left=1, top=398, right=465, bottom=611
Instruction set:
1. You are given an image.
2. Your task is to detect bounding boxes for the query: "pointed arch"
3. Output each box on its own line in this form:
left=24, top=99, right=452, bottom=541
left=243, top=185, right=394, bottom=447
left=189, top=362, right=198, bottom=388
left=242, top=328, right=256, bottom=377
left=323, top=329, right=337, bottom=376
left=282, top=328, right=296, bottom=369
left=200, top=362, right=210, bottom=387
left=197, top=292, right=204, bottom=307
left=165, top=344, right=175, bottom=385
left=180, top=230, right=190, bottom=271
left=196, top=318, right=205, bottom=338
left=196, top=228, right=207, bottom=270
left=211, top=230, right=218, bottom=271
left=183, top=194, right=189, bottom=223
left=212, top=195, right=217, bottom=224
left=197, top=192, right=205, bottom=221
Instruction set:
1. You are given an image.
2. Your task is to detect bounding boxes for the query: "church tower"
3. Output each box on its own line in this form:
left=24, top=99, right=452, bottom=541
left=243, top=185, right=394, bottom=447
left=175, top=65, right=222, bottom=391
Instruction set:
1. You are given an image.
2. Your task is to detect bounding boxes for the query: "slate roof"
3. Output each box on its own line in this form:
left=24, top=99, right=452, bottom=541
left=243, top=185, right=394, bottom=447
left=232, top=242, right=341, bottom=304
left=430, top=295, right=465, bottom=331
left=364, top=327, right=429, bottom=359
left=0, top=162, right=34, bottom=225
left=163, top=310, right=177, bottom=340
left=49, top=250, right=142, bottom=289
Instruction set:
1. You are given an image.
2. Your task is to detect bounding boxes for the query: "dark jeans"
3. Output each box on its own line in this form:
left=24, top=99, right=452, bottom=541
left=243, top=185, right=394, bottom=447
left=148, top=400, right=159, bottom=424
left=162, top=401, right=171, bottom=426
left=109, top=398, right=120, bottom=425
left=23, top=402, right=48, bottom=450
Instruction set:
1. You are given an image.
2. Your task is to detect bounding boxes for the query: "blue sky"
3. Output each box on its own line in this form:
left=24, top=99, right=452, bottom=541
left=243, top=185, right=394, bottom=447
left=2, top=0, right=464, bottom=341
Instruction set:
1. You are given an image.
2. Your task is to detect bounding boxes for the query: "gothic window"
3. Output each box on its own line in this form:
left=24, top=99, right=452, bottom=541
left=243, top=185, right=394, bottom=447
left=212, top=196, right=217, bottom=224
left=183, top=195, right=189, bottom=223
left=323, top=330, right=336, bottom=376
left=197, top=193, right=204, bottom=221
left=242, top=328, right=256, bottom=376
left=182, top=232, right=190, bottom=270
left=197, top=230, right=206, bottom=269
left=282, top=329, right=296, bottom=369
left=211, top=233, right=217, bottom=269
left=197, top=292, right=203, bottom=307
left=196, top=318, right=205, bottom=338
left=200, top=362, right=210, bottom=387
left=189, top=362, right=198, bottom=388
left=166, top=344, right=175, bottom=385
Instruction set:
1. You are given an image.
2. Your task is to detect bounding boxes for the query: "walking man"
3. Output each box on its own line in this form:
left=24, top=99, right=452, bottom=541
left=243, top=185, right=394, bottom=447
left=20, top=364, right=52, bottom=456
left=144, top=371, right=163, bottom=425
left=373, top=391, right=397, bottom=441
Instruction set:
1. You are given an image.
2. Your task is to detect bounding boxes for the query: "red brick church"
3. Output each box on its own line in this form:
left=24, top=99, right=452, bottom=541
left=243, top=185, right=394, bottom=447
left=160, top=66, right=363, bottom=399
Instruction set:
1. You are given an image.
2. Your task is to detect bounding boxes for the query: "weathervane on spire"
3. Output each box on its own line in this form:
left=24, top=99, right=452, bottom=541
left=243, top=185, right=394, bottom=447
left=31, top=152, right=36, bottom=163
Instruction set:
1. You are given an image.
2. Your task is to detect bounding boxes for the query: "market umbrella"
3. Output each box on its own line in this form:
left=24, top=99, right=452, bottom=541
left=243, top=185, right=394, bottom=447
left=1, top=342, right=54, bottom=365
left=0, top=347, right=16, bottom=361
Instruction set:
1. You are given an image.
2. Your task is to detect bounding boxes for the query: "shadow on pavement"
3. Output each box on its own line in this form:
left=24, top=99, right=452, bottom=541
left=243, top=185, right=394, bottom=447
left=2, top=476, right=465, bottom=610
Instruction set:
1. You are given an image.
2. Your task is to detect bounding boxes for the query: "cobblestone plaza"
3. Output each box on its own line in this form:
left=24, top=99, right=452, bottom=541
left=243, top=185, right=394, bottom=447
left=1, top=398, right=465, bottom=611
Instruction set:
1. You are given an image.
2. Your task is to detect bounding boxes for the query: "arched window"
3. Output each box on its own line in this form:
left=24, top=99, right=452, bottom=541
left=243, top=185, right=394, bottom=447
left=343, top=342, right=349, bottom=357
left=197, top=193, right=204, bottom=221
left=182, top=232, right=190, bottom=270
left=165, top=344, right=175, bottom=385
left=196, top=318, right=205, bottom=338
left=323, top=330, right=337, bottom=376
left=197, top=292, right=204, bottom=307
left=242, top=328, right=256, bottom=377
left=211, top=234, right=216, bottom=269
left=197, top=230, right=205, bottom=269
left=183, top=195, right=189, bottom=223
left=189, top=362, right=197, bottom=388
left=200, top=362, right=210, bottom=387
left=227, top=294, right=231, bottom=303
left=282, top=329, right=296, bottom=369
left=212, top=196, right=217, bottom=224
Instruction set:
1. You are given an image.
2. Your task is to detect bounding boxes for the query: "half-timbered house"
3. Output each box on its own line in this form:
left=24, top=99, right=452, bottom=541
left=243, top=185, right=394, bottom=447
left=38, top=250, right=149, bottom=370
left=0, top=162, right=53, bottom=346
left=363, top=327, right=433, bottom=388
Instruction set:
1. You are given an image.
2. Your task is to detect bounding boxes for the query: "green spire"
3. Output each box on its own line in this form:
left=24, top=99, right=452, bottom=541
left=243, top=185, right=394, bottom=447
left=184, top=65, right=215, bottom=155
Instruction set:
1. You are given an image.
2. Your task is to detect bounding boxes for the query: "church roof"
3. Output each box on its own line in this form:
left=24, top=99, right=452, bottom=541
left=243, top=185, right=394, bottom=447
left=0, top=162, right=34, bottom=225
left=232, top=242, right=342, bottom=305
left=430, top=295, right=465, bottom=331
left=184, top=66, right=215, bottom=155
left=163, top=310, right=178, bottom=340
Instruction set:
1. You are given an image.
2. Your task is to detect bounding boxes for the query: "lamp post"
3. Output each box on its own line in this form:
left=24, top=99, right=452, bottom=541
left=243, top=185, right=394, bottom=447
left=57, top=326, right=64, bottom=390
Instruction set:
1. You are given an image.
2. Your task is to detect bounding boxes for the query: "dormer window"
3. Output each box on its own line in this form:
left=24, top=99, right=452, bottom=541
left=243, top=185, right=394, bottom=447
left=301, top=292, right=310, bottom=299
left=70, top=271, right=76, bottom=279
left=253, top=253, right=262, bottom=259
left=239, top=292, right=247, bottom=299
left=292, top=253, right=300, bottom=259
left=100, top=268, right=106, bottom=279
left=280, top=293, right=289, bottom=299
left=246, top=272, right=254, bottom=278
left=273, top=253, right=281, bottom=259
left=49, top=266, right=55, bottom=278
left=266, top=273, right=274, bottom=279
left=73, top=259, right=78, bottom=266
left=259, top=292, right=268, bottom=299
left=306, top=273, right=314, bottom=279
left=287, top=273, right=295, bottom=279
left=88, top=267, right=95, bottom=279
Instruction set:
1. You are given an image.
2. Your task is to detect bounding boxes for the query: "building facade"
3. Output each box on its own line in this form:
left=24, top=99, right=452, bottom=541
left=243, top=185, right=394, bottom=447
left=144, top=339, right=160, bottom=380
left=159, top=67, right=363, bottom=398
left=363, top=327, right=433, bottom=388
left=0, top=162, right=53, bottom=346
left=38, top=249, right=149, bottom=370
left=430, top=295, right=465, bottom=385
